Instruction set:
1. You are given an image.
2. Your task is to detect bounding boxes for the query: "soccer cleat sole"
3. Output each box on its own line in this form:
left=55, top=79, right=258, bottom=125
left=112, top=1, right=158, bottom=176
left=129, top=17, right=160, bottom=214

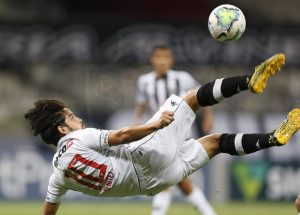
left=248, top=53, right=286, bottom=94
left=274, top=108, right=300, bottom=145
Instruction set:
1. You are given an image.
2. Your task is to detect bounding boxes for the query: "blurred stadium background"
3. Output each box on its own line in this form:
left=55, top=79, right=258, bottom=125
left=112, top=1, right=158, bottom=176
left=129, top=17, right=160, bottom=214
left=1, top=0, right=300, bottom=214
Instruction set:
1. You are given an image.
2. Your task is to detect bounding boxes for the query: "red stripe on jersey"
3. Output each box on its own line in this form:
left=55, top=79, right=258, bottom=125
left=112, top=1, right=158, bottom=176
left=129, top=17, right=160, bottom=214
left=66, top=154, right=108, bottom=190
left=65, top=171, right=101, bottom=190
left=68, top=154, right=104, bottom=169
left=68, top=167, right=104, bottom=183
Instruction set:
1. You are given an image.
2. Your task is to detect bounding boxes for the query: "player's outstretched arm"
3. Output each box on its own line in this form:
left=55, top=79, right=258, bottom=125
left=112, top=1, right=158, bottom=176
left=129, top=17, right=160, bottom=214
left=108, top=111, right=174, bottom=146
left=42, top=201, right=60, bottom=215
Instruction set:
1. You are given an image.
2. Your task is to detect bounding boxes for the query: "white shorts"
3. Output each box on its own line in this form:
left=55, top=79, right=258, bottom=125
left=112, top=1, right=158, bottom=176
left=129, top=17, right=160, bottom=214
left=129, top=95, right=210, bottom=195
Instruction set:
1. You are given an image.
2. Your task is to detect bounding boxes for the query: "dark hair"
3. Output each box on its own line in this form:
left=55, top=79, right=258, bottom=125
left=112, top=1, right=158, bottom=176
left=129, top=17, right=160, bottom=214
left=151, top=45, right=172, bottom=54
left=24, top=99, right=66, bottom=146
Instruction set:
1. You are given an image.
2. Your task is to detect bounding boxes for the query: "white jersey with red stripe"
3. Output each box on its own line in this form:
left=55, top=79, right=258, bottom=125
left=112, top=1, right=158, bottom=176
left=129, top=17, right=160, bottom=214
left=46, top=128, right=140, bottom=203
left=46, top=95, right=210, bottom=203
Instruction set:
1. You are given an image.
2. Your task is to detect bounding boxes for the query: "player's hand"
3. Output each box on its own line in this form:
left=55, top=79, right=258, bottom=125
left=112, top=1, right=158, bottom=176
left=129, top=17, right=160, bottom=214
left=156, top=111, right=174, bottom=129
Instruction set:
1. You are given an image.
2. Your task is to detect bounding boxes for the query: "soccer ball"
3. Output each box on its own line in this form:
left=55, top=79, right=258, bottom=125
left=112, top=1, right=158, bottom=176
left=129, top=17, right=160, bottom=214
left=208, top=4, right=246, bottom=42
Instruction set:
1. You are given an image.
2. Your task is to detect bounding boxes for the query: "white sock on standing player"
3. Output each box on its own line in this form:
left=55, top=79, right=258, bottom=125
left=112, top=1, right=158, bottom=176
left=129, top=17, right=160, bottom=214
left=151, top=190, right=172, bottom=215
left=187, top=188, right=218, bottom=215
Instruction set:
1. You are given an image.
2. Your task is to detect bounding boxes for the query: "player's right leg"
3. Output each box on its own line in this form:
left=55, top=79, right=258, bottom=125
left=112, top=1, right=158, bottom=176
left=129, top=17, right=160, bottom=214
left=199, top=108, right=300, bottom=159
left=183, top=53, right=286, bottom=113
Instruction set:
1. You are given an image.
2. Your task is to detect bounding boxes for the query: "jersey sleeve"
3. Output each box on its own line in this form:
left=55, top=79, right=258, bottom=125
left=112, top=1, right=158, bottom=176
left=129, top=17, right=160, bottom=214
left=46, top=173, right=68, bottom=203
left=81, top=128, right=112, bottom=150
left=136, top=77, right=147, bottom=104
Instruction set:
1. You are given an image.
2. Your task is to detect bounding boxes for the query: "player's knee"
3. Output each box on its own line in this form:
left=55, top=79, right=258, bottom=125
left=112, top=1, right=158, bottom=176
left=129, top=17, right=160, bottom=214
left=210, top=134, right=222, bottom=150
left=201, top=133, right=221, bottom=144
left=182, top=89, right=199, bottom=112
left=198, top=133, right=222, bottom=158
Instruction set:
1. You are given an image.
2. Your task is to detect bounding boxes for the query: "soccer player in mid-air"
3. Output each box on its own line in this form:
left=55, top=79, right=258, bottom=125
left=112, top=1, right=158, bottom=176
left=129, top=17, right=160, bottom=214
left=25, top=53, right=300, bottom=215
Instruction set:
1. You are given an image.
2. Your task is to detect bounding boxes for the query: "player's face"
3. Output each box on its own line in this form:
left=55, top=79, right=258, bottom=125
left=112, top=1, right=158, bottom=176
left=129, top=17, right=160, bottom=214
left=151, top=49, right=174, bottom=77
left=62, top=108, right=85, bottom=132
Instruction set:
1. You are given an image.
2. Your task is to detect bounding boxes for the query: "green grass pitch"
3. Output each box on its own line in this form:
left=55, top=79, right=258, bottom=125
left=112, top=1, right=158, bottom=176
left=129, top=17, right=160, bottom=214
left=0, top=201, right=296, bottom=215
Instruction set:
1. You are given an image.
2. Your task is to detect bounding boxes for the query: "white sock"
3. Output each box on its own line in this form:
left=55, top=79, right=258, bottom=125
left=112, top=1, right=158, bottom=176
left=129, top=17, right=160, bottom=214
left=151, top=190, right=172, bottom=215
left=187, top=188, right=218, bottom=215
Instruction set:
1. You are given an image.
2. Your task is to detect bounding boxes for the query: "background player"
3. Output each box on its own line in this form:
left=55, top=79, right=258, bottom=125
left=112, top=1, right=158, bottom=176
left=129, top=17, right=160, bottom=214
left=134, top=45, right=216, bottom=215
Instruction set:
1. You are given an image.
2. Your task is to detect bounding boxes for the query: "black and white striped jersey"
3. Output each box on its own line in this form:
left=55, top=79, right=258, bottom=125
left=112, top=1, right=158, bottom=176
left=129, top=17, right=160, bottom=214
left=136, top=70, right=200, bottom=114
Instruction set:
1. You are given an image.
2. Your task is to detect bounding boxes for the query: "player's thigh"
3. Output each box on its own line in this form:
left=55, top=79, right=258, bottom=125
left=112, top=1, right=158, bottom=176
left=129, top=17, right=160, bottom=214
left=133, top=95, right=196, bottom=164
left=130, top=131, right=177, bottom=170
left=174, top=138, right=211, bottom=180
left=130, top=95, right=197, bottom=176
left=160, top=95, right=196, bottom=142
left=182, top=89, right=199, bottom=113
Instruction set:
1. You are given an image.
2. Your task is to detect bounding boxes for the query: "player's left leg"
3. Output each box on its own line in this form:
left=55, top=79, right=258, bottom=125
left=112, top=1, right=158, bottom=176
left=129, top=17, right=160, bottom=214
left=199, top=108, right=300, bottom=159
left=183, top=53, right=286, bottom=113
left=295, top=194, right=300, bottom=215
left=177, top=178, right=217, bottom=215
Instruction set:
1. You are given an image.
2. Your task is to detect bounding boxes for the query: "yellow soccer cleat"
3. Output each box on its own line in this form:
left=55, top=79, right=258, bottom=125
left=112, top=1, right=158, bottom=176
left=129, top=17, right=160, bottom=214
left=273, top=108, right=300, bottom=145
left=248, top=53, right=286, bottom=94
